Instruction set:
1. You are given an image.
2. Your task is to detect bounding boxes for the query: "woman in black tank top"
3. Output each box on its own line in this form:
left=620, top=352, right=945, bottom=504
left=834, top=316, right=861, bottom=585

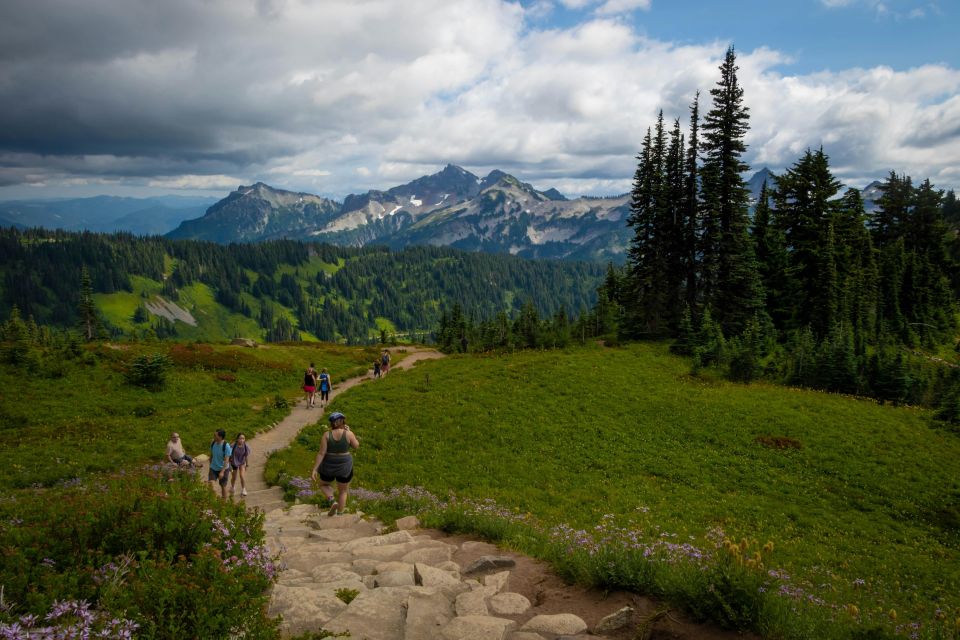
left=303, top=363, right=318, bottom=407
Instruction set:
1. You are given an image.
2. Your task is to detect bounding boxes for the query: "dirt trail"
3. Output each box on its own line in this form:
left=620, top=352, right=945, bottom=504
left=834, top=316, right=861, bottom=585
left=231, top=346, right=755, bottom=640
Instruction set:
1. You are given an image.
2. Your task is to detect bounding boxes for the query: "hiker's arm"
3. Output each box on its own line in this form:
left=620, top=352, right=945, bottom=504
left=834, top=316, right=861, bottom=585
left=311, top=437, right=328, bottom=479
left=348, top=430, right=360, bottom=449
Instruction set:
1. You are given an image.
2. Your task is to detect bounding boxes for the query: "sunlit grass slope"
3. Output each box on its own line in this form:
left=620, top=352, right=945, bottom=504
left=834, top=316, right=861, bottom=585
left=0, top=342, right=374, bottom=489
left=271, top=343, right=960, bottom=625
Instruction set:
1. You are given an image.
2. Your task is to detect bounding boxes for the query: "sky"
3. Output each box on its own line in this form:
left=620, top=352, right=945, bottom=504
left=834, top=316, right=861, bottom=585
left=0, top=0, right=958, bottom=202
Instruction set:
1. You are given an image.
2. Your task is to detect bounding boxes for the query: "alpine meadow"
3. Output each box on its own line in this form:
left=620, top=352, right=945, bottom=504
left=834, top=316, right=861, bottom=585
left=2, top=5, right=960, bottom=640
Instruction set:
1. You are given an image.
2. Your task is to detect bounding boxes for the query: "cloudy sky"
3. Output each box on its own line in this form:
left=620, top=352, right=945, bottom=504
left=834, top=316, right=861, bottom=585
left=0, top=0, right=958, bottom=201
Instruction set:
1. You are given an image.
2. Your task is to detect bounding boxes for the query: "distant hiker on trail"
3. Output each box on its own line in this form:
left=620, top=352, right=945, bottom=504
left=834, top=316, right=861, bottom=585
left=165, top=432, right=196, bottom=468
left=373, top=360, right=381, bottom=379
left=304, top=363, right=318, bottom=407
left=380, top=350, right=390, bottom=376
left=209, top=428, right=232, bottom=499
left=318, top=368, right=331, bottom=408
left=229, top=433, right=250, bottom=497
left=311, top=411, right=360, bottom=516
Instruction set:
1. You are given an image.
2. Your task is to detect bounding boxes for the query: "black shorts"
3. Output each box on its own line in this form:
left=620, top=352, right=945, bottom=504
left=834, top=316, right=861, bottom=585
left=208, top=468, right=229, bottom=485
left=319, top=468, right=353, bottom=484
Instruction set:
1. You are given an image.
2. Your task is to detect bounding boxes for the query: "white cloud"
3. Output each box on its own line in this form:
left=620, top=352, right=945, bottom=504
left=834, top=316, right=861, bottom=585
left=0, top=0, right=957, bottom=199
left=147, top=175, right=246, bottom=190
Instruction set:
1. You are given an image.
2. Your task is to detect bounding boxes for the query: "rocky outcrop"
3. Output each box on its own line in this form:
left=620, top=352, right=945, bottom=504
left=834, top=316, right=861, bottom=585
left=264, top=506, right=603, bottom=639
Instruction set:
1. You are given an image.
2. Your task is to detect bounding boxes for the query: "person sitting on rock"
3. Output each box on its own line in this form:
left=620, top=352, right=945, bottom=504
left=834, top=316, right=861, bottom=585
left=165, top=432, right=196, bottom=468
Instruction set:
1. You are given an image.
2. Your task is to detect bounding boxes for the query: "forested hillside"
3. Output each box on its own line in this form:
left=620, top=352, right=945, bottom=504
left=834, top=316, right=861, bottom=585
left=0, top=229, right=603, bottom=342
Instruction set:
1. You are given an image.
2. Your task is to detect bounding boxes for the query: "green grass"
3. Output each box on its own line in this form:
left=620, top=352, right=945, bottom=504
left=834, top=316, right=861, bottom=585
left=268, top=343, right=960, bottom=635
left=0, top=342, right=377, bottom=489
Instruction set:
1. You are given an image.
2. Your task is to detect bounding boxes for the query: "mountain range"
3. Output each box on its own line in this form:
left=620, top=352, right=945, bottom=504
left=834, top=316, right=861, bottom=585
left=0, top=195, right=217, bottom=235
left=167, top=165, right=631, bottom=263
left=0, top=166, right=888, bottom=263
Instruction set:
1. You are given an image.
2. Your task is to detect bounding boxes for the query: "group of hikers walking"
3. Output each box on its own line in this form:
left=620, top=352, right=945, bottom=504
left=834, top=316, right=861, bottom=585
left=165, top=352, right=389, bottom=510
left=303, top=363, right=332, bottom=408
left=165, top=429, right=250, bottom=499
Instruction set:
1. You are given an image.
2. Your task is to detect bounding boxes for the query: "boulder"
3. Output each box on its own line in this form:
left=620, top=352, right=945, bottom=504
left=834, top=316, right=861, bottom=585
left=483, top=570, right=510, bottom=593
left=441, top=615, right=517, bottom=640
left=594, top=605, right=634, bottom=633
left=521, top=614, right=588, bottom=636
left=231, top=337, right=257, bottom=347
left=488, top=592, right=531, bottom=615
left=374, top=569, right=416, bottom=587
left=395, top=515, right=420, bottom=530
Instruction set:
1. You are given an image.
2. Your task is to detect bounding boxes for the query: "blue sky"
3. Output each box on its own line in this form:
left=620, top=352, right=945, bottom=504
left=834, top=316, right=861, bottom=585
left=0, top=0, right=957, bottom=200
left=535, top=1, right=957, bottom=73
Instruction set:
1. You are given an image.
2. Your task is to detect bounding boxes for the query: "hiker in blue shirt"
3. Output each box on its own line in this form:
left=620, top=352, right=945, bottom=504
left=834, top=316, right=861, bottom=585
left=209, top=428, right=233, bottom=499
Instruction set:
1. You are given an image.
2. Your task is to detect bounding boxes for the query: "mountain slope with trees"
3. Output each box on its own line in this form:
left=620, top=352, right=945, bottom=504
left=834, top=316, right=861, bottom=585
left=0, top=228, right=604, bottom=343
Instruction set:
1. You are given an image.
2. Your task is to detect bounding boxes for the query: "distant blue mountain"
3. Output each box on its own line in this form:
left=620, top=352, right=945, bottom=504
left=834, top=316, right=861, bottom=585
left=0, top=195, right=218, bottom=235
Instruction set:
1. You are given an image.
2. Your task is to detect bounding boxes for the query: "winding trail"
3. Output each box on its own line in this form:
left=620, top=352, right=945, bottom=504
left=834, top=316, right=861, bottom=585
left=236, top=347, right=444, bottom=513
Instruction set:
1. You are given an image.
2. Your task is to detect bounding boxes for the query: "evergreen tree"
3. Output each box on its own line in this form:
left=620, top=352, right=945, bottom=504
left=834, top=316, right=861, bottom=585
left=698, top=46, right=764, bottom=334
left=78, top=266, right=99, bottom=342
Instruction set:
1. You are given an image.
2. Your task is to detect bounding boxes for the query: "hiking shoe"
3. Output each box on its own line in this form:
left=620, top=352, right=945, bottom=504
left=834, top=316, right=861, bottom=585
left=241, top=489, right=248, bottom=496
left=327, top=501, right=339, bottom=516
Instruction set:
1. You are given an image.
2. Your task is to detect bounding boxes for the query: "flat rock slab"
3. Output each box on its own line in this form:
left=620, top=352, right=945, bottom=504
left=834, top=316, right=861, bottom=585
left=416, top=563, right=464, bottom=589
left=521, top=614, right=588, bottom=636
left=463, top=555, right=516, bottom=574
left=344, top=530, right=413, bottom=549
left=442, top=615, right=517, bottom=640
left=322, top=586, right=415, bottom=640
left=268, top=584, right=346, bottom=636
left=488, top=592, right=532, bottom=615
left=284, top=550, right=353, bottom=572
left=395, top=515, right=420, bottom=530
left=404, top=589, right=455, bottom=640
left=309, top=524, right=379, bottom=542
left=507, top=633, right=546, bottom=640
left=455, top=585, right=496, bottom=616
left=402, top=544, right=455, bottom=565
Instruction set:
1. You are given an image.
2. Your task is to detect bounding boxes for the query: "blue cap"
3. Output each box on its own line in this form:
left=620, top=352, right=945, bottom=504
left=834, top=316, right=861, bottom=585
left=328, top=412, right=345, bottom=422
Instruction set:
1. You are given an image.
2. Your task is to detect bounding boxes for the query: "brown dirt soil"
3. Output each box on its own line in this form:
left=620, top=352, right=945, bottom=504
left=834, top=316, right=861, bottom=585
left=421, top=529, right=761, bottom=640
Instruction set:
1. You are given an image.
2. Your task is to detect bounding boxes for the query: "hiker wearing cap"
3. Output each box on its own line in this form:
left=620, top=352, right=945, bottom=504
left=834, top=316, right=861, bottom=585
left=311, top=411, right=360, bottom=516
left=209, top=428, right=233, bottom=499
left=165, top=432, right=195, bottom=468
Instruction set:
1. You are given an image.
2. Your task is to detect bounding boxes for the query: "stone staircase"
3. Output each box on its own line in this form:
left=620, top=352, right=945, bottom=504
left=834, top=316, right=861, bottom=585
left=209, top=349, right=638, bottom=639
left=265, top=506, right=630, bottom=640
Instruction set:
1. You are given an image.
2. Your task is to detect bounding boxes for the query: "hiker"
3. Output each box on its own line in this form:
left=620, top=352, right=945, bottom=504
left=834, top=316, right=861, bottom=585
left=304, top=363, right=318, bottom=407
left=230, top=433, right=251, bottom=497
left=311, top=411, right=360, bottom=516
left=380, top=350, right=390, bottom=376
left=209, top=428, right=233, bottom=499
left=318, top=368, right=332, bottom=408
left=373, top=359, right=381, bottom=378
left=165, top=432, right=195, bottom=468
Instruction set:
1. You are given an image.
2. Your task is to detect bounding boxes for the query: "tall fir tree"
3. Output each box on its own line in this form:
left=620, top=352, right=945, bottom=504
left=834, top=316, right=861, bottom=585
left=698, top=46, right=764, bottom=334
left=681, top=93, right=701, bottom=313
left=78, top=265, right=99, bottom=342
left=771, top=147, right=843, bottom=337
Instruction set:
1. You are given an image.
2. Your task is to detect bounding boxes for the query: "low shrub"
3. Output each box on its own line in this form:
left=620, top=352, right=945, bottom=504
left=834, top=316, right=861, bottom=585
left=0, top=469, right=280, bottom=639
left=124, top=354, right=172, bottom=390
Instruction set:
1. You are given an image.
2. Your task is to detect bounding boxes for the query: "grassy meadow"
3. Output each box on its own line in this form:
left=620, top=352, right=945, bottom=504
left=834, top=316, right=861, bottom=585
left=0, top=341, right=376, bottom=489
left=267, top=342, right=960, bottom=637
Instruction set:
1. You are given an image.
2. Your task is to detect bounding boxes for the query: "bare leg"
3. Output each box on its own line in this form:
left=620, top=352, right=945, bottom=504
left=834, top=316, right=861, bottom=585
left=318, top=480, right=334, bottom=502
left=238, top=465, right=247, bottom=495
left=335, top=481, right=350, bottom=514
